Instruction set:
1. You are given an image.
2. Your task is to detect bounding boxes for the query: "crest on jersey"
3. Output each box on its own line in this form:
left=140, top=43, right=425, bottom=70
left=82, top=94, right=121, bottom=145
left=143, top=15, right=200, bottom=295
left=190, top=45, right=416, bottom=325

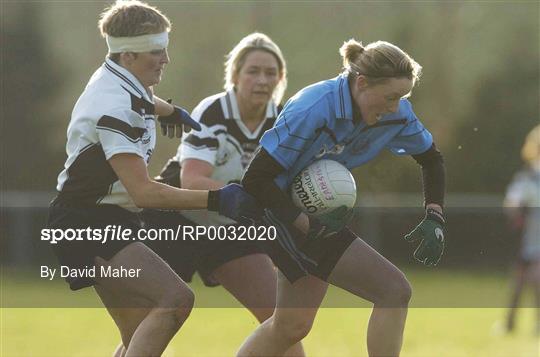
left=315, top=143, right=345, bottom=159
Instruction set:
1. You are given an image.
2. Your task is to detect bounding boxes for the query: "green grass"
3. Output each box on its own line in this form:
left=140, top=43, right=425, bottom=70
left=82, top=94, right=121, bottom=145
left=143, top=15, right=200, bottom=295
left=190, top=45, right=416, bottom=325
left=1, top=269, right=539, bottom=356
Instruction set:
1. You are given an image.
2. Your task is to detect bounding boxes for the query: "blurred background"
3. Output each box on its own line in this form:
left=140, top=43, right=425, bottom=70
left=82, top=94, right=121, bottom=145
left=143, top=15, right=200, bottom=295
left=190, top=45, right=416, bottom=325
left=3, top=1, right=539, bottom=192
left=2, top=0, right=539, bottom=266
left=1, top=1, right=539, bottom=356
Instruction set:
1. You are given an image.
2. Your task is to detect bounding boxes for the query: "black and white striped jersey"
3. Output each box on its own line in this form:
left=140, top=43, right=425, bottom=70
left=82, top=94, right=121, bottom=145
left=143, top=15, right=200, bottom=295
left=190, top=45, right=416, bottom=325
left=157, top=89, right=280, bottom=226
left=54, top=58, right=156, bottom=211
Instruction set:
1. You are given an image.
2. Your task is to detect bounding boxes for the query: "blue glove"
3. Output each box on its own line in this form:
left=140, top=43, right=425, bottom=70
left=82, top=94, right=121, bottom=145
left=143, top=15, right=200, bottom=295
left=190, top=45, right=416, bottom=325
left=207, top=184, right=262, bottom=223
left=157, top=101, right=201, bottom=138
left=404, top=208, right=445, bottom=266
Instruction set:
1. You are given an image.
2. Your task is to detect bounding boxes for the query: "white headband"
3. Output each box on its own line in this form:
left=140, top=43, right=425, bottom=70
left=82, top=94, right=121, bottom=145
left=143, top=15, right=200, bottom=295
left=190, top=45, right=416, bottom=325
left=106, top=32, right=169, bottom=53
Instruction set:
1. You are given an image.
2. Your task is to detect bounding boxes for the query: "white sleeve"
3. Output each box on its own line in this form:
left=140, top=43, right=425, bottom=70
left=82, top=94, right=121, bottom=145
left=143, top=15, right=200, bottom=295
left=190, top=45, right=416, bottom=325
left=96, top=108, right=146, bottom=160
left=178, top=123, right=221, bottom=165
left=177, top=99, right=224, bottom=166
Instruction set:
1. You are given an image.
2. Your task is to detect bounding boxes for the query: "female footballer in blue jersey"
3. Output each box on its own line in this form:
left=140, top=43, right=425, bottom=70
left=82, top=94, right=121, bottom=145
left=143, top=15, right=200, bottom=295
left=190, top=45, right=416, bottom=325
left=239, top=39, right=446, bottom=357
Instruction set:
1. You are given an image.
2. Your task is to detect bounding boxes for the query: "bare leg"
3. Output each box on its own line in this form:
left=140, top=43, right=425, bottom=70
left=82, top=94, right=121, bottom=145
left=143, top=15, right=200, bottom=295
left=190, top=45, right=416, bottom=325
left=239, top=234, right=411, bottom=357
left=327, top=238, right=412, bottom=357
left=237, top=273, right=328, bottom=357
left=212, top=254, right=305, bottom=356
left=113, top=343, right=126, bottom=357
left=506, top=262, right=527, bottom=332
left=94, top=242, right=194, bottom=357
left=526, top=261, right=540, bottom=335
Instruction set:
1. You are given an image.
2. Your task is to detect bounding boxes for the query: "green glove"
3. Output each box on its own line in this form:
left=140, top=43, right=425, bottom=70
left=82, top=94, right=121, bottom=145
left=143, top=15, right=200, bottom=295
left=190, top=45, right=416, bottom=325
left=404, top=208, right=445, bottom=266
left=308, top=206, right=354, bottom=240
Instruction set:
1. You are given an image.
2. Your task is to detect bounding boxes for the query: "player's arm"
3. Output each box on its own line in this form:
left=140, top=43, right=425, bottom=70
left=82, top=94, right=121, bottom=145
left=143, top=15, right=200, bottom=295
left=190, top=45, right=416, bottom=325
left=108, top=153, right=257, bottom=221
left=243, top=147, right=309, bottom=231
left=385, top=102, right=446, bottom=265
left=152, top=96, right=201, bottom=137
left=110, top=153, right=208, bottom=209
left=181, top=159, right=226, bottom=190
left=246, top=100, right=354, bottom=234
left=411, top=143, right=445, bottom=211
left=404, top=143, right=446, bottom=266
left=243, top=148, right=350, bottom=236
left=153, top=95, right=174, bottom=116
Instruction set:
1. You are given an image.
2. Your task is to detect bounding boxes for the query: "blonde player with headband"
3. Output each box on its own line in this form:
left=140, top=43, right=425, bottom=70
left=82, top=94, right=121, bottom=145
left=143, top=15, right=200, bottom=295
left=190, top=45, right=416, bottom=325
left=47, top=1, right=260, bottom=356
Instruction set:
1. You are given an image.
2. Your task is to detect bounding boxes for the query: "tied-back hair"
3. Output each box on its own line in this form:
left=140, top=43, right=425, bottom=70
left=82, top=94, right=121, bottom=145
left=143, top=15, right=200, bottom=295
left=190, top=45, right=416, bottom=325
left=340, top=39, right=422, bottom=86
left=224, top=32, right=287, bottom=104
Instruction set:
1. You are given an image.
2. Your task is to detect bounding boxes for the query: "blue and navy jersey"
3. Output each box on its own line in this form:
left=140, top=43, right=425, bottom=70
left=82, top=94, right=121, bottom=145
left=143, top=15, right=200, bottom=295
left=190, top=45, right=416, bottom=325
left=260, top=74, right=433, bottom=190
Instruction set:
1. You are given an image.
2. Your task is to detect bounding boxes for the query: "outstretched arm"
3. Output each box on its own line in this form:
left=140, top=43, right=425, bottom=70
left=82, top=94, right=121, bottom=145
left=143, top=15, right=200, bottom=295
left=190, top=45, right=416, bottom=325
left=109, top=153, right=208, bottom=210
left=109, top=153, right=257, bottom=222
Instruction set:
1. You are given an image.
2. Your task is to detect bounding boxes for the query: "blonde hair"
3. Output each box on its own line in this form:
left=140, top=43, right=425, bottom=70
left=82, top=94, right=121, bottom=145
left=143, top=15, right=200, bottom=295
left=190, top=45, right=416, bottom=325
left=224, top=33, right=287, bottom=104
left=521, top=124, right=540, bottom=165
left=339, top=39, right=422, bottom=86
left=98, top=0, right=171, bottom=38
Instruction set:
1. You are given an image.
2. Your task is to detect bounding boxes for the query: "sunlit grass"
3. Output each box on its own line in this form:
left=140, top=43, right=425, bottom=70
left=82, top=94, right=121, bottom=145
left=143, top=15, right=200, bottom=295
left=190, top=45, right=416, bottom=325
left=1, top=269, right=538, bottom=356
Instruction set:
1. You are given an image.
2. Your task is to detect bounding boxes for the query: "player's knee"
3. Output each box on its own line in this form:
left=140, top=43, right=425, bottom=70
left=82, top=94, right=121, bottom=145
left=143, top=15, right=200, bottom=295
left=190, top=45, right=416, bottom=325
left=158, top=285, right=195, bottom=327
left=390, top=273, right=412, bottom=306
left=380, top=272, right=412, bottom=307
left=252, top=307, right=275, bottom=323
left=150, top=302, right=193, bottom=335
left=273, top=317, right=313, bottom=343
left=172, top=287, right=195, bottom=323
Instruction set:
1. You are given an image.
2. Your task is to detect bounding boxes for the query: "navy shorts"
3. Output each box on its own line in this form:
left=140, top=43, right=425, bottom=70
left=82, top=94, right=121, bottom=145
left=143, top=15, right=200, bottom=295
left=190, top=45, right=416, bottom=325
left=141, top=209, right=266, bottom=287
left=47, top=203, right=143, bottom=290
left=260, top=211, right=357, bottom=283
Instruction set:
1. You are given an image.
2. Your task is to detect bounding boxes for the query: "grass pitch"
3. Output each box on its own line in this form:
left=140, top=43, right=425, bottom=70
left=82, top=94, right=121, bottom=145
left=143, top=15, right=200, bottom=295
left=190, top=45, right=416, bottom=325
left=1, top=269, right=538, bottom=356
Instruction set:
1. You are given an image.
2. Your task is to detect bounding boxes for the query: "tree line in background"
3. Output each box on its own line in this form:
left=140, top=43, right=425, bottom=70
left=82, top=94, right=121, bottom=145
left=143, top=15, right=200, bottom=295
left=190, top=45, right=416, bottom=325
left=2, top=2, right=538, bottom=194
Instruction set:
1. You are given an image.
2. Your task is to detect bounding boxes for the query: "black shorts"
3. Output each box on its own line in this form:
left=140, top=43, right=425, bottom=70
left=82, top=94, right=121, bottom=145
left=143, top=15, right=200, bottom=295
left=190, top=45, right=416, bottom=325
left=141, top=209, right=266, bottom=287
left=47, top=204, right=143, bottom=290
left=261, top=211, right=357, bottom=283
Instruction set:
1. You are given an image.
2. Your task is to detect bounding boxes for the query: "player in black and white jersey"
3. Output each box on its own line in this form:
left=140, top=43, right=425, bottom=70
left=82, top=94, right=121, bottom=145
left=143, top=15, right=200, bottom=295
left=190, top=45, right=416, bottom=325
left=142, top=33, right=305, bottom=356
left=47, top=2, right=259, bottom=356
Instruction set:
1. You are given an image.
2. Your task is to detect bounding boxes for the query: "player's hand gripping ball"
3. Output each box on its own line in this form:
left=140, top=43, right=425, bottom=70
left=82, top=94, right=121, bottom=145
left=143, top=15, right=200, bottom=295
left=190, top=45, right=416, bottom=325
left=291, top=160, right=357, bottom=239
left=404, top=208, right=445, bottom=266
left=157, top=100, right=201, bottom=138
left=307, top=205, right=355, bottom=240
